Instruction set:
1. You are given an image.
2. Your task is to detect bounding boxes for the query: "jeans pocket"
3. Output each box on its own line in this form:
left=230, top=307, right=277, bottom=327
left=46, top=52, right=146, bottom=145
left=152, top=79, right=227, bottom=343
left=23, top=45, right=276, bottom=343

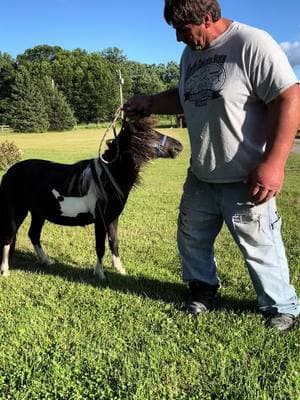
left=232, top=211, right=262, bottom=244
left=233, top=204, right=283, bottom=247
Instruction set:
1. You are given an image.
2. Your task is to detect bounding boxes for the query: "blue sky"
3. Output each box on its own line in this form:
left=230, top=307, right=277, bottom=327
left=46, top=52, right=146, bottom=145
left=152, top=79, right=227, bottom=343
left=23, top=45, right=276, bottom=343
left=1, top=0, right=300, bottom=78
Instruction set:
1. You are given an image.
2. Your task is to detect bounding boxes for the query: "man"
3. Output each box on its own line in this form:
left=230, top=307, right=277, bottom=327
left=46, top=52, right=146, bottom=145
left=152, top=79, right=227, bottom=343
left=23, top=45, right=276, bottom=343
left=124, top=0, right=300, bottom=331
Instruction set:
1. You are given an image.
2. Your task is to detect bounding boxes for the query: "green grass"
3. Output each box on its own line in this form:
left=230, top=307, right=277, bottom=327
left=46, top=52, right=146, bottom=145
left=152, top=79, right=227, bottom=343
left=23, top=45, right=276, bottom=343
left=0, top=129, right=299, bottom=399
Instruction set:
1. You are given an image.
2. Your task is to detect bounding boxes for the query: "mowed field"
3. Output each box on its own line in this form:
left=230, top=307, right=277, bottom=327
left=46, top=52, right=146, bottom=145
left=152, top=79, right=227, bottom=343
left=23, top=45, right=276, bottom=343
left=0, top=127, right=299, bottom=400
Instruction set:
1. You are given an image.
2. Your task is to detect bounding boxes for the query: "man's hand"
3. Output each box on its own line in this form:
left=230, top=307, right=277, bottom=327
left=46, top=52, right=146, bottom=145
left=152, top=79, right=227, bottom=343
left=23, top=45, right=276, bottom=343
left=123, top=95, right=153, bottom=118
left=123, top=88, right=183, bottom=117
left=247, top=84, right=300, bottom=205
left=247, top=161, right=285, bottom=204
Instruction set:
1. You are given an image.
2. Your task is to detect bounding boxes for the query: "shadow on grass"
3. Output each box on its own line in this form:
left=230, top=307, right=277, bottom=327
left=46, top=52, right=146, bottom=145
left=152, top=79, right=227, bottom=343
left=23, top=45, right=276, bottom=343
left=11, top=249, right=257, bottom=314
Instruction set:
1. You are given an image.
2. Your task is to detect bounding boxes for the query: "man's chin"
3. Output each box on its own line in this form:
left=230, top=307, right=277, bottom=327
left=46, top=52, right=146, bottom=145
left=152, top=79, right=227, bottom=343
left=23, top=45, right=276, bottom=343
left=189, top=44, right=203, bottom=51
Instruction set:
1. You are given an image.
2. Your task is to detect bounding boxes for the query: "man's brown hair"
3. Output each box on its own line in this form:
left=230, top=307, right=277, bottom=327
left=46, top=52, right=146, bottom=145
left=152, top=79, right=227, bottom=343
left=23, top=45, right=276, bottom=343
left=164, top=0, right=221, bottom=26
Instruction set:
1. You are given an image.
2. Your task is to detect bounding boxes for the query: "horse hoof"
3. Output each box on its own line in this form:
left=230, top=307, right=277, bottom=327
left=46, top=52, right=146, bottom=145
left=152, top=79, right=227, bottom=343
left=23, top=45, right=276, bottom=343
left=94, top=270, right=107, bottom=282
left=40, top=259, right=53, bottom=267
left=118, top=268, right=127, bottom=276
left=111, top=257, right=126, bottom=275
left=0, top=270, right=10, bottom=277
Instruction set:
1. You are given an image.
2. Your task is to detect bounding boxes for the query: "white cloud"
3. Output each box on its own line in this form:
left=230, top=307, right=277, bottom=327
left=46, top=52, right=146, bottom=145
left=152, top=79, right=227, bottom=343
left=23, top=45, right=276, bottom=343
left=280, top=41, right=300, bottom=67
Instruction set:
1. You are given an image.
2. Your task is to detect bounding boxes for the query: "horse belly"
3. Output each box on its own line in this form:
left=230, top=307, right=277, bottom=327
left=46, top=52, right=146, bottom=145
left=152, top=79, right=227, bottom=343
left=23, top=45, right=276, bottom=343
left=46, top=213, right=95, bottom=226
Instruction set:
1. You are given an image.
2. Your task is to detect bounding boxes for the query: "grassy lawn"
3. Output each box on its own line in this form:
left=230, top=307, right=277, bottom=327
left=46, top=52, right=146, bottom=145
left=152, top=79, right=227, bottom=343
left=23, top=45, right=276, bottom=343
left=0, top=128, right=299, bottom=399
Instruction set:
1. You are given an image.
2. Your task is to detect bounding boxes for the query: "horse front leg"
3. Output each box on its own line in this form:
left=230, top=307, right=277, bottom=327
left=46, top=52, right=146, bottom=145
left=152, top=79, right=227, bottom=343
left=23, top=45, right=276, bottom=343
left=108, top=218, right=126, bottom=275
left=94, top=219, right=107, bottom=281
left=29, top=214, right=52, bottom=266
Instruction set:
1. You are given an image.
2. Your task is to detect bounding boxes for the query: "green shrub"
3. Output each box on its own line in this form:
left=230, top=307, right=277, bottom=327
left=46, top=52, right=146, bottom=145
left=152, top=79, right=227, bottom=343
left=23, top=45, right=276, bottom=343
left=0, top=140, right=22, bottom=170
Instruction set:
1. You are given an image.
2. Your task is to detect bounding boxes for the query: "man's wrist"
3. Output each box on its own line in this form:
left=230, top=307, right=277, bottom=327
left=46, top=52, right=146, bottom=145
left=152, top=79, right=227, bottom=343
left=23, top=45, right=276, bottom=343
left=147, top=95, right=155, bottom=114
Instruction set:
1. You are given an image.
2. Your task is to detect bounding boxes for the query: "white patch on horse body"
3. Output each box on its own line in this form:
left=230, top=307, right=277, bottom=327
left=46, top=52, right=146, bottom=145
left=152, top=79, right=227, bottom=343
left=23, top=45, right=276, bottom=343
left=53, top=161, right=104, bottom=219
left=0, top=244, right=10, bottom=276
left=52, top=182, right=98, bottom=218
left=34, top=245, right=52, bottom=266
left=94, top=259, right=107, bottom=281
left=112, top=254, right=126, bottom=275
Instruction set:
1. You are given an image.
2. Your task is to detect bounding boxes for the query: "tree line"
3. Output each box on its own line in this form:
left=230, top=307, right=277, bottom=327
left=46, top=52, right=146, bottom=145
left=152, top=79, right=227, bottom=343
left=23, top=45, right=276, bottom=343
left=0, top=45, right=179, bottom=132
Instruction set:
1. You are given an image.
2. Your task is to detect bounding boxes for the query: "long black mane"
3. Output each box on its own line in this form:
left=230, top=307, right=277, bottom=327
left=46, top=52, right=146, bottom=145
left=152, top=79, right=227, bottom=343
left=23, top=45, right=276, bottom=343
left=105, top=118, right=161, bottom=161
left=102, top=118, right=178, bottom=190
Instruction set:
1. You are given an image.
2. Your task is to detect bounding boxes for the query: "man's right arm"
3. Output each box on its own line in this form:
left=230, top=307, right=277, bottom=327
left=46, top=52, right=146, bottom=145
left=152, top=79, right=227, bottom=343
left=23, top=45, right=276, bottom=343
left=123, top=88, right=183, bottom=117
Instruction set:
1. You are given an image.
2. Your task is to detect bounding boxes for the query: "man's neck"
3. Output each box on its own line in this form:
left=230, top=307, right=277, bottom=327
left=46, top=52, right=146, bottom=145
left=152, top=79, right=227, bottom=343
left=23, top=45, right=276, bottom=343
left=207, top=18, right=232, bottom=44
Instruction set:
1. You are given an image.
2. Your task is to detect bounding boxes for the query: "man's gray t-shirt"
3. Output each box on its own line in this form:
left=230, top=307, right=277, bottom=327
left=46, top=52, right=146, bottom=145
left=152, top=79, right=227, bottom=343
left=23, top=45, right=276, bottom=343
left=178, top=21, right=298, bottom=183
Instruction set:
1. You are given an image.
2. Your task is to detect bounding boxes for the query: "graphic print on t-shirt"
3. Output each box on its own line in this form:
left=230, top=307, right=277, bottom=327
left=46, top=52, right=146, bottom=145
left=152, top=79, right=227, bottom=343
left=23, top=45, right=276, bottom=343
left=184, top=55, right=227, bottom=107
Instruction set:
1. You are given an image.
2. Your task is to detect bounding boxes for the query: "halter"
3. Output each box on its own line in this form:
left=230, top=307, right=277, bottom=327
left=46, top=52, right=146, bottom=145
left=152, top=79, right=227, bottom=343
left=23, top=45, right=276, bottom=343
left=151, top=134, right=168, bottom=156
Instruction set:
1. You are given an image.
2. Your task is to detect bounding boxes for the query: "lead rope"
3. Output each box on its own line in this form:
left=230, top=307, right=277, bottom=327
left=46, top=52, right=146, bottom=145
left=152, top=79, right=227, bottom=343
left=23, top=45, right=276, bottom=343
left=98, top=106, right=123, bottom=164
left=97, top=105, right=125, bottom=202
left=92, top=107, right=125, bottom=234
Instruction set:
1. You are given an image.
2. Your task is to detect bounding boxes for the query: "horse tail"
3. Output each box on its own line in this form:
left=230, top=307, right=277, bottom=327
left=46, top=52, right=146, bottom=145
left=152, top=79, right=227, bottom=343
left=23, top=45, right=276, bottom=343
left=0, top=176, right=8, bottom=220
left=0, top=175, right=12, bottom=259
left=0, top=179, right=5, bottom=261
left=0, top=172, right=24, bottom=262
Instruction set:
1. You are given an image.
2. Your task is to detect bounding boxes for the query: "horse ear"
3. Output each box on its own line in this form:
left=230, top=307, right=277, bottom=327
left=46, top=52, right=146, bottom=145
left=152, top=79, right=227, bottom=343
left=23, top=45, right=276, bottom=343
left=124, top=119, right=138, bottom=134
left=106, top=139, right=114, bottom=147
left=122, top=119, right=131, bottom=130
left=126, top=116, right=155, bottom=133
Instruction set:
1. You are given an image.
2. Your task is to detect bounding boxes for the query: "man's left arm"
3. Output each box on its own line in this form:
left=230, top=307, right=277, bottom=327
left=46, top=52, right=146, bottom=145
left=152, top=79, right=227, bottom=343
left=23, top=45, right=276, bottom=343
left=248, top=84, right=300, bottom=204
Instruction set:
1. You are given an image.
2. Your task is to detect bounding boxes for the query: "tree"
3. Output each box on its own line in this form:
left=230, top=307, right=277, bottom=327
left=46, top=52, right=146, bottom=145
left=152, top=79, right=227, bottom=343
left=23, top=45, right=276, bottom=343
left=48, top=86, right=76, bottom=131
left=17, top=45, right=63, bottom=63
left=8, top=66, right=49, bottom=132
left=159, top=61, right=180, bottom=89
left=126, top=61, right=166, bottom=96
left=101, top=47, right=133, bottom=104
left=2, top=45, right=179, bottom=127
left=101, top=47, right=127, bottom=64
left=0, top=52, right=16, bottom=124
left=52, top=49, right=119, bottom=122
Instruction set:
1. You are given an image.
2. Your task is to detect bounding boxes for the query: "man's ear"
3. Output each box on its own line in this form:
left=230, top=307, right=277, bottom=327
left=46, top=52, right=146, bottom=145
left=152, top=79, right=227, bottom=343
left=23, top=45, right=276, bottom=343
left=203, top=14, right=213, bottom=28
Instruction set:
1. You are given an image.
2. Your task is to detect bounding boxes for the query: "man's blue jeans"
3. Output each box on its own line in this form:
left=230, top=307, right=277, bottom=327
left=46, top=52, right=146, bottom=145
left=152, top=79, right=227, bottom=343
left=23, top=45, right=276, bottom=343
left=177, top=169, right=300, bottom=317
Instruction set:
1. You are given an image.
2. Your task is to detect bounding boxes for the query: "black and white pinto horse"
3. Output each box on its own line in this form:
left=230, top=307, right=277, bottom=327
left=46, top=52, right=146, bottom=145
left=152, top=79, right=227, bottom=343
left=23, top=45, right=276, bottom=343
left=0, top=118, right=182, bottom=280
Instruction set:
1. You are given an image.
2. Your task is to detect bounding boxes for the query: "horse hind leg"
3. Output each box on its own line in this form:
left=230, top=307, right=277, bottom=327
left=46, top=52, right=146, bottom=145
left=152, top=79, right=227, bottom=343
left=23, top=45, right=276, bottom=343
left=0, top=244, right=11, bottom=277
left=0, top=231, right=16, bottom=277
left=0, top=189, right=12, bottom=276
left=28, top=214, right=52, bottom=266
left=0, top=217, right=14, bottom=276
left=0, top=209, right=27, bottom=277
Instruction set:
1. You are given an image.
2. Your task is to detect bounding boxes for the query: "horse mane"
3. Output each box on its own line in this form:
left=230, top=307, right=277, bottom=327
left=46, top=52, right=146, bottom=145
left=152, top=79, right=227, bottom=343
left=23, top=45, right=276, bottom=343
left=100, top=117, right=161, bottom=189
left=128, top=116, right=156, bottom=132
left=103, top=117, right=159, bottom=165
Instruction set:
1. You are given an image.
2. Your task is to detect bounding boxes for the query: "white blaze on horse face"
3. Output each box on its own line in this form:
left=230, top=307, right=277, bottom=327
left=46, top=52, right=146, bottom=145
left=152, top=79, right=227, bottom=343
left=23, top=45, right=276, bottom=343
left=0, top=244, right=10, bottom=276
left=52, top=182, right=97, bottom=218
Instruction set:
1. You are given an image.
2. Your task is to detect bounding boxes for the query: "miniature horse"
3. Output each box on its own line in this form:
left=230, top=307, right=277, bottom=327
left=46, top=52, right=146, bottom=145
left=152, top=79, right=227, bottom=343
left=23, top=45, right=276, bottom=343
left=0, top=118, right=182, bottom=280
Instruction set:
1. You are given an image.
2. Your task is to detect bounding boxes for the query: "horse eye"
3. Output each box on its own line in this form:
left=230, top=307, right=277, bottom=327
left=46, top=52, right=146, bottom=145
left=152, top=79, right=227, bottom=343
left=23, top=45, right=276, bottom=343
left=106, top=139, right=114, bottom=146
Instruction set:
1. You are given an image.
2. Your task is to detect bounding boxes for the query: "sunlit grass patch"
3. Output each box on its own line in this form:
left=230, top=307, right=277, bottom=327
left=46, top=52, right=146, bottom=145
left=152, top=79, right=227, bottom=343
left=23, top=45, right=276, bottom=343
left=0, top=128, right=299, bottom=399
